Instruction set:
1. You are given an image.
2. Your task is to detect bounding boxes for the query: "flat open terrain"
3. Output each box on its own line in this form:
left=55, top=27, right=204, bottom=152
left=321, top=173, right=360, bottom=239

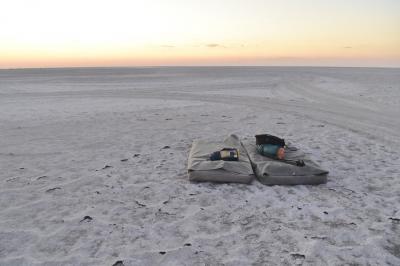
left=1, top=67, right=399, bottom=265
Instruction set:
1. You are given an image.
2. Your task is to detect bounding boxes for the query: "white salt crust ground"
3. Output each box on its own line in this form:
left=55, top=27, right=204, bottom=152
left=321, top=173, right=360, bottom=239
left=0, top=67, right=399, bottom=265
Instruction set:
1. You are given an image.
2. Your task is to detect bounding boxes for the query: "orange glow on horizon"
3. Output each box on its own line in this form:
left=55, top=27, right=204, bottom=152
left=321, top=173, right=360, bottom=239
left=1, top=0, right=399, bottom=68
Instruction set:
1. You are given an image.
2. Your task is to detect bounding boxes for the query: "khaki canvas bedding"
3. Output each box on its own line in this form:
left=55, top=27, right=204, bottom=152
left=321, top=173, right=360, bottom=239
left=187, top=135, right=254, bottom=184
left=243, top=142, right=328, bottom=185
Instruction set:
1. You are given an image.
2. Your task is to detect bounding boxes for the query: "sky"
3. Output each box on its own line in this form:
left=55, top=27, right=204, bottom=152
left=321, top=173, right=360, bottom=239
left=1, top=0, right=399, bottom=68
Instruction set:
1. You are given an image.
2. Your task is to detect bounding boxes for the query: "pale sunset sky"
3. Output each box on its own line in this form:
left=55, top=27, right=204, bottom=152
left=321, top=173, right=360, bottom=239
left=1, top=0, right=399, bottom=68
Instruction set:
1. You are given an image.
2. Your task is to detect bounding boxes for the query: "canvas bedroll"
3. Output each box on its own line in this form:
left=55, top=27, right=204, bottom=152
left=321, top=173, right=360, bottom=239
left=243, top=141, right=328, bottom=185
left=187, top=134, right=254, bottom=184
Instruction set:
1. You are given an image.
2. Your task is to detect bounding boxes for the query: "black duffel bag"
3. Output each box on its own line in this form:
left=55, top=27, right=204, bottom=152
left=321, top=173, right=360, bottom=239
left=255, top=134, right=285, bottom=147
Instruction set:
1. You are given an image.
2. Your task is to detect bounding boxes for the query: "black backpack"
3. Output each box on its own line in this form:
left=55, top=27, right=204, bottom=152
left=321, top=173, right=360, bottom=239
left=255, top=134, right=285, bottom=147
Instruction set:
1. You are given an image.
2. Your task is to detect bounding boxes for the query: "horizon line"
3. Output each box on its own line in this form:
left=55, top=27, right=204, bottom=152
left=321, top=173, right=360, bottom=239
left=2, top=65, right=400, bottom=71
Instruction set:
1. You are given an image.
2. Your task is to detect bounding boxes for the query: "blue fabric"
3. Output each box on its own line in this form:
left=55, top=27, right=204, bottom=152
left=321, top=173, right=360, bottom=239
left=256, top=144, right=280, bottom=158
